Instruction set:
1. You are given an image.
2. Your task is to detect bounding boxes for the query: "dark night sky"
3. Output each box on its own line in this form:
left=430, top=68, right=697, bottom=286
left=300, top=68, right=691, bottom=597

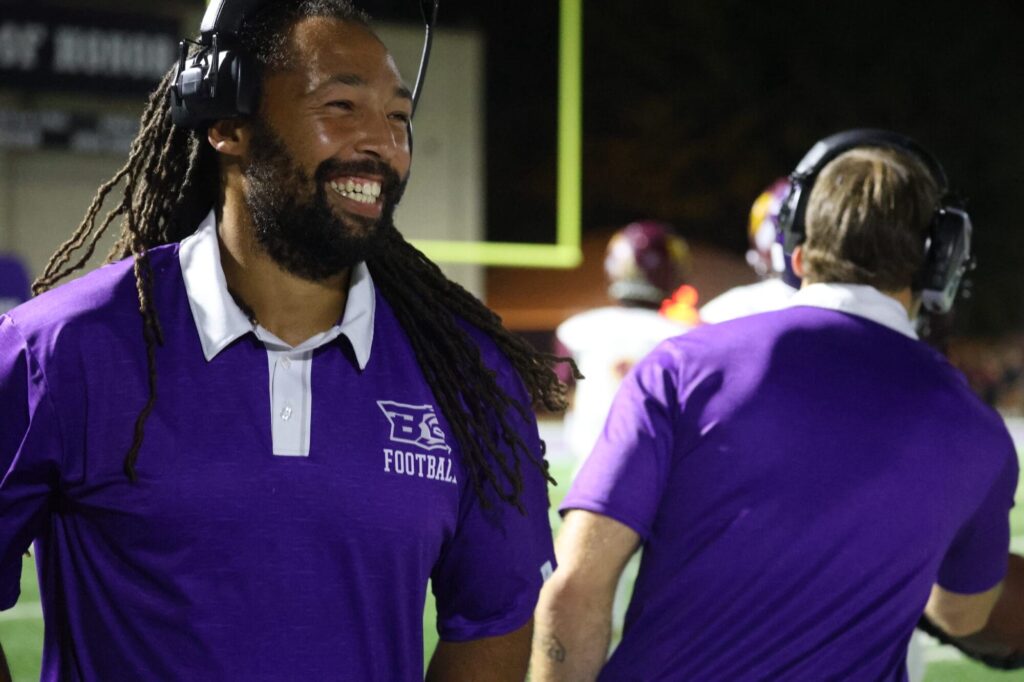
left=374, top=0, right=1024, bottom=334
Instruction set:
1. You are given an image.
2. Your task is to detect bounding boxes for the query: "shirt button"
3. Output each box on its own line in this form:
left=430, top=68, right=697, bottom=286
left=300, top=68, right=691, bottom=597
left=281, top=356, right=291, bottom=368
left=280, top=405, right=293, bottom=421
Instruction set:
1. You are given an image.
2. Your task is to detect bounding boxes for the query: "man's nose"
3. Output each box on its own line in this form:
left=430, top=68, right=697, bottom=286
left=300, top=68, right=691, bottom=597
left=354, top=112, right=405, bottom=160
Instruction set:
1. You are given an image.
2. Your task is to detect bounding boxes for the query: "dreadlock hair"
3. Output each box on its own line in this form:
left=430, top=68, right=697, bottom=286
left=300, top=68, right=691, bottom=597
left=33, top=0, right=577, bottom=510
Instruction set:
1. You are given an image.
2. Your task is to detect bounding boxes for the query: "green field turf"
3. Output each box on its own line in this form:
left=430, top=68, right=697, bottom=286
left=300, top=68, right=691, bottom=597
left=3, top=433, right=1023, bottom=680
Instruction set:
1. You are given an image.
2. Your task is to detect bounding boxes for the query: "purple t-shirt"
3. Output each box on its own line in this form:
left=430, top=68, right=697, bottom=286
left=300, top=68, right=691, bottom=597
left=0, top=244, right=554, bottom=681
left=562, top=306, right=1018, bottom=681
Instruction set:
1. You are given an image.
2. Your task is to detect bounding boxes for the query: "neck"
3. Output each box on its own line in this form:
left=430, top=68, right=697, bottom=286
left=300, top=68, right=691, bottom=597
left=801, top=279, right=917, bottom=317
left=886, top=287, right=919, bottom=318
left=216, top=196, right=350, bottom=347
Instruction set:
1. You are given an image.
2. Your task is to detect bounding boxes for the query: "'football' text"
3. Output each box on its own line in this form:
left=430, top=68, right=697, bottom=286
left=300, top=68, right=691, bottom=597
left=383, top=448, right=457, bottom=484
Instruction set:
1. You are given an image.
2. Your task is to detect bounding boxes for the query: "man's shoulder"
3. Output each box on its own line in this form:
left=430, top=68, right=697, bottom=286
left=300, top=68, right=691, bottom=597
left=4, top=245, right=180, bottom=346
left=931, top=365, right=1015, bottom=448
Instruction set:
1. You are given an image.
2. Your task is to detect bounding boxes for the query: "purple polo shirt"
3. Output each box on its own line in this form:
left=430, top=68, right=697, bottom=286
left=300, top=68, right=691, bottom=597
left=563, top=288, right=1017, bottom=681
left=0, top=232, right=554, bottom=680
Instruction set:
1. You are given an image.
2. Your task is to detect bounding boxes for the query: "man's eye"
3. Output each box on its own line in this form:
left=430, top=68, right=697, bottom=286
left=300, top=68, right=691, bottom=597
left=328, top=101, right=354, bottom=110
left=389, top=112, right=411, bottom=124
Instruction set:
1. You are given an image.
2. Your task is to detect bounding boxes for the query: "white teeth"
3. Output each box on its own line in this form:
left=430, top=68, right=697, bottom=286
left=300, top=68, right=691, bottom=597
left=328, top=178, right=383, bottom=204
left=329, top=180, right=378, bottom=201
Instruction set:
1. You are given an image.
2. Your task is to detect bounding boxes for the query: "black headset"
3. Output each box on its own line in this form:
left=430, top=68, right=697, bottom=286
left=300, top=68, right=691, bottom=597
left=170, top=0, right=439, bottom=128
left=776, top=129, right=974, bottom=314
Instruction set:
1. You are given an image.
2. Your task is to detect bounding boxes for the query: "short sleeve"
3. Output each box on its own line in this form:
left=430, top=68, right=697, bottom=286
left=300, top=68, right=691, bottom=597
left=559, top=345, right=678, bottom=540
left=430, top=361, right=556, bottom=642
left=938, top=446, right=1019, bottom=594
left=0, top=315, right=61, bottom=610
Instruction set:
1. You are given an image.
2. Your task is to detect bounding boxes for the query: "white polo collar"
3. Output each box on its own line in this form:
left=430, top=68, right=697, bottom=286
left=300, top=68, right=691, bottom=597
left=178, top=210, right=375, bottom=368
left=787, top=283, right=918, bottom=340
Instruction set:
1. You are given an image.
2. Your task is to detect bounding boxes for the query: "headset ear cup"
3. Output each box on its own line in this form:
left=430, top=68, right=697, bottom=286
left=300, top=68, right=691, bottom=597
left=212, top=50, right=241, bottom=117
left=779, top=183, right=804, bottom=254
left=170, top=52, right=208, bottom=127
left=232, top=52, right=260, bottom=117
left=918, top=208, right=973, bottom=314
left=169, top=44, right=258, bottom=128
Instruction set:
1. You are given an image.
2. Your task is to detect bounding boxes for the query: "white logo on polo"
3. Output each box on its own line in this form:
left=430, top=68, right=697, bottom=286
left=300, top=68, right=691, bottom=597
left=377, top=400, right=451, bottom=452
left=383, top=448, right=457, bottom=485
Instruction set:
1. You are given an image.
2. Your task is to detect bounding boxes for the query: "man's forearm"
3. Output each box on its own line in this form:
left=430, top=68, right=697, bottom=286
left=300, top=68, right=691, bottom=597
left=929, top=552, right=1024, bottom=663
left=531, top=575, right=613, bottom=682
left=925, top=581, right=1003, bottom=638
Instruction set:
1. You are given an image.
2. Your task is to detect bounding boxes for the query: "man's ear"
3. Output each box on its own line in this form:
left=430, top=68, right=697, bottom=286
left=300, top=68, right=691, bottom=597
left=791, top=245, right=806, bottom=279
left=207, top=118, right=250, bottom=158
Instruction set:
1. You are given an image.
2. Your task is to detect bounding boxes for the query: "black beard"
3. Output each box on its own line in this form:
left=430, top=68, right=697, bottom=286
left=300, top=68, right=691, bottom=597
left=243, top=120, right=407, bottom=281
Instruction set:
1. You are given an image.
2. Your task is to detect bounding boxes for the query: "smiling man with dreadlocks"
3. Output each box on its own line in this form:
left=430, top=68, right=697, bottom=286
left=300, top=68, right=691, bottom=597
left=0, top=2, right=571, bottom=680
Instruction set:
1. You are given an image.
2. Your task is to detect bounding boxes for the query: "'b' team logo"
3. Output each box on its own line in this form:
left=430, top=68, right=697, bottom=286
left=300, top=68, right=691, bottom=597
left=377, top=401, right=451, bottom=452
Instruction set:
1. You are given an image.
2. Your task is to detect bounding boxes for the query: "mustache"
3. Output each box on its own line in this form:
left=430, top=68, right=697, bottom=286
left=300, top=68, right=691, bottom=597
left=314, top=158, right=405, bottom=200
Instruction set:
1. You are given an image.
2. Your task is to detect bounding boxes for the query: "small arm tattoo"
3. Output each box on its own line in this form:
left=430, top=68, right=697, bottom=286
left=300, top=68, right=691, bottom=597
left=542, top=634, right=566, bottom=662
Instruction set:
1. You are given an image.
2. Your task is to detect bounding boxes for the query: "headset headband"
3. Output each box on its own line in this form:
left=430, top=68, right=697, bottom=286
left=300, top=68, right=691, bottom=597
left=791, top=129, right=949, bottom=196
left=199, top=0, right=265, bottom=39
left=171, top=0, right=439, bottom=127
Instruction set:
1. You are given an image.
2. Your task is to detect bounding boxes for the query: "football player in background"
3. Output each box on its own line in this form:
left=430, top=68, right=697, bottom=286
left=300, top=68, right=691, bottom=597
left=556, top=221, right=697, bottom=465
left=699, top=178, right=797, bottom=324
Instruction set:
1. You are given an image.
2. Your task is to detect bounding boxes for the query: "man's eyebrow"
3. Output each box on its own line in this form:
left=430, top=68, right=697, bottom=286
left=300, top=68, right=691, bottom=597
left=323, top=73, right=366, bottom=88
left=312, top=74, right=413, bottom=102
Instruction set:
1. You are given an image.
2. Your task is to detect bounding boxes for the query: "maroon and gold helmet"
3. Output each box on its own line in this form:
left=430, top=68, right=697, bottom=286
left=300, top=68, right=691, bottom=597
left=604, top=221, right=691, bottom=305
left=746, top=178, right=792, bottom=279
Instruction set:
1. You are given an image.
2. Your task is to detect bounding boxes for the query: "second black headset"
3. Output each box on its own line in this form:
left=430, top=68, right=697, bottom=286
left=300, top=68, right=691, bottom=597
left=776, top=128, right=973, bottom=314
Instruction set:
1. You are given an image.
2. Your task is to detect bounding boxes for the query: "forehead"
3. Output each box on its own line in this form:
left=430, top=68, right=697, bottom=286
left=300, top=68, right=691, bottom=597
left=278, top=16, right=405, bottom=91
